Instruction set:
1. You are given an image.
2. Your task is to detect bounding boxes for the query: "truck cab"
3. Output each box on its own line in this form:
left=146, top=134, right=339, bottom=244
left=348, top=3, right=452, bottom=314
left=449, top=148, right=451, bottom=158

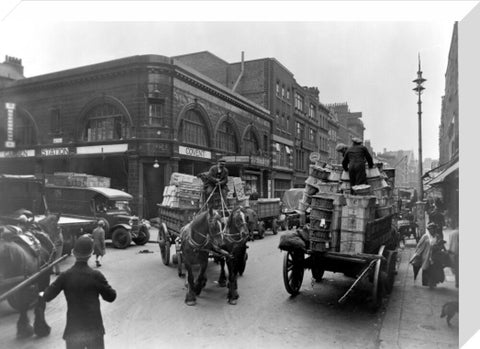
left=45, top=185, right=150, bottom=249
left=0, top=174, right=96, bottom=254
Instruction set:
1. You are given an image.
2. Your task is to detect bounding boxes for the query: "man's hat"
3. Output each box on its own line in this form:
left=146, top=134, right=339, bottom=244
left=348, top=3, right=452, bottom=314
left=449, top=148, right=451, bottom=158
left=352, top=137, right=362, bottom=144
left=97, top=220, right=105, bottom=227
left=218, top=159, right=226, bottom=163
left=427, top=222, right=437, bottom=231
left=73, top=234, right=93, bottom=260
left=335, top=143, right=348, bottom=152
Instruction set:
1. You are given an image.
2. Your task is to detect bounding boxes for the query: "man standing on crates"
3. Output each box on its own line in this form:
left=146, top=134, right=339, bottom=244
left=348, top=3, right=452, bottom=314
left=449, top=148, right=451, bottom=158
left=204, top=159, right=229, bottom=209
left=342, top=137, right=374, bottom=187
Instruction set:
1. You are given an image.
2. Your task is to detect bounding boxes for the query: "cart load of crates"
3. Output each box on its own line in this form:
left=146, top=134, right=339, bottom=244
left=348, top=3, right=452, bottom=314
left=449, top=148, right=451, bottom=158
left=290, top=162, right=397, bottom=254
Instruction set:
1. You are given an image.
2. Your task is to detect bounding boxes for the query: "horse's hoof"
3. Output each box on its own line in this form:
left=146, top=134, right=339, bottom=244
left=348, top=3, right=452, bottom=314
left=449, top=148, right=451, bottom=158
left=34, top=324, right=51, bottom=337
left=186, top=300, right=196, bottom=306
left=228, top=299, right=237, bottom=305
left=17, top=326, right=34, bottom=339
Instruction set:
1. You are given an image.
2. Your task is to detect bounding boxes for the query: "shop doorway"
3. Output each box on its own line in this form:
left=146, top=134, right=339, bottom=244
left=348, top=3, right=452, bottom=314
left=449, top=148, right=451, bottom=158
left=143, top=163, right=165, bottom=219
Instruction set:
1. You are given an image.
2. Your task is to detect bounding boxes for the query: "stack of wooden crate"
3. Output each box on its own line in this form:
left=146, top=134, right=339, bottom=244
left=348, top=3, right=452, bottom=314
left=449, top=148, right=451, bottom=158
left=162, top=172, right=203, bottom=208
left=50, top=172, right=110, bottom=187
left=300, top=164, right=339, bottom=212
left=340, top=194, right=377, bottom=253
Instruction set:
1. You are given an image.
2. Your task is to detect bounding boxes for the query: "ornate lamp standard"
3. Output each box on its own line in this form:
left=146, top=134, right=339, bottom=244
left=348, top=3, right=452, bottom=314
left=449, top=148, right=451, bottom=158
left=413, top=54, right=426, bottom=235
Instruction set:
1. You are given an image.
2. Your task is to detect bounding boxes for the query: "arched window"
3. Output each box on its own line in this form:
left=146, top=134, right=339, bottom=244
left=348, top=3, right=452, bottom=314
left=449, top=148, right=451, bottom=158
left=216, top=121, right=238, bottom=153
left=0, top=110, right=36, bottom=147
left=84, top=103, right=130, bottom=141
left=179, top=109, right=208, bottom=147
left=244, top=128, right=260, bottom=155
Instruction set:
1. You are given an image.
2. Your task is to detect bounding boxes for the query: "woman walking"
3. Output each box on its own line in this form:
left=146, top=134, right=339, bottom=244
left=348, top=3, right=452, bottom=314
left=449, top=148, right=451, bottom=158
left=92, top=220, right=106, bottom=267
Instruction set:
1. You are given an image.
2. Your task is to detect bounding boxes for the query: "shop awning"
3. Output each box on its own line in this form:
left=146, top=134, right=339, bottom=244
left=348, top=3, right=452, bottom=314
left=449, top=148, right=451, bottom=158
left=427, top=160, right=458, bottom=186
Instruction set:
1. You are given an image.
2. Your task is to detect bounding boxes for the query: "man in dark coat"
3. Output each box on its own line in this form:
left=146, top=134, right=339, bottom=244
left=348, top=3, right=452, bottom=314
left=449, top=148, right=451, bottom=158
left=429, top=204, right=446, bottom=241
left=342, top=137, right=374, bottom=187
left=42, top=234, right=116, bottom=349
left=205, top=159, right=229, bottom=208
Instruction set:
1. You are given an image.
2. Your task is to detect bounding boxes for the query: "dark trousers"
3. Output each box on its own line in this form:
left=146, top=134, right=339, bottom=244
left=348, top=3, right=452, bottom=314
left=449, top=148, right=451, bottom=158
left=348, top=163, right=367, bottom=187
left=66, top=336, right=105, bottom=349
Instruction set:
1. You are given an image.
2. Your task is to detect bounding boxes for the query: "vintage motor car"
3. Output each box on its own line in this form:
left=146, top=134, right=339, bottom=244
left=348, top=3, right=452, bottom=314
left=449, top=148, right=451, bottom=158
left=45, top=185, right=150, bottom=249
left=277, top=188, right=310, bottom=230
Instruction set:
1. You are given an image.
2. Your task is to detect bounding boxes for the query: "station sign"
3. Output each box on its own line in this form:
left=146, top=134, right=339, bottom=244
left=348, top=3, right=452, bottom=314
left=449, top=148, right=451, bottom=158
left=40, top=147, right=72, bottom=156
left=179, top=145, right=211, bottom=159
left=5, top=102, right=15, bottom=148
left=0, top=149, right=35, bottom=158
left=76, top=143, right=128, bottom=155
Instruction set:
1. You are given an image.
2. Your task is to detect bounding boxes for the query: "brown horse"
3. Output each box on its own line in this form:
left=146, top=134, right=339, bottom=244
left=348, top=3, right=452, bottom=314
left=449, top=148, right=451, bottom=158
left=180, top=208, right=224, bottom=306
left=0, top=213, right=59, bottom=339
left=216, top=206, right=250, bottom=305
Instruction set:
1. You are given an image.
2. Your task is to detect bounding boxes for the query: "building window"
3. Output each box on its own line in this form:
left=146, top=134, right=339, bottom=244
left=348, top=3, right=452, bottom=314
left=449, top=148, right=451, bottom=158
left=84, top=103, right=130, bottom=142
left=295, top=121, right=304, bottom=138
left=309, top=104, right=315, bottom=119
left=50, top=108, right=62, bottom=135
left=276, top=82, right=280, bottom=96
left=295, top=93, right=304, bottom=111
left=286, top=115, right=290, bottom=130
left=179, top=109, right=208, bottom=147
left=216, top=121, right=238, bottom=153
left=281, top=114, right=286, bottom=127
left=275, top=111, right=280, bottom=127
left=295, top=149, right=306, bottom=171
left=244, top=128, right=260, bottom=155
left=286, top=89, right=290, bottom=100
left=309, top=128, right=315, bottom=142
left=282, top=85, right=285, bottom=98
left=148, top=100, right=167, bottom=126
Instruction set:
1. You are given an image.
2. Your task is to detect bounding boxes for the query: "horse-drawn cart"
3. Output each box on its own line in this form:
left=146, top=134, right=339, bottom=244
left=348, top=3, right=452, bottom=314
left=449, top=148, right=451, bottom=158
left=280, top=194, right=398, bottom=310
left=247, top=198, right=281, bottom=239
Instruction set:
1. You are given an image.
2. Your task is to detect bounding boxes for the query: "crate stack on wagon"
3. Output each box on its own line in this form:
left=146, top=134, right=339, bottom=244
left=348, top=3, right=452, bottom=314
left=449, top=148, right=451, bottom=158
left=161, top=172, right=203, bottom=208
left=293, top=160, right=395, bottom=255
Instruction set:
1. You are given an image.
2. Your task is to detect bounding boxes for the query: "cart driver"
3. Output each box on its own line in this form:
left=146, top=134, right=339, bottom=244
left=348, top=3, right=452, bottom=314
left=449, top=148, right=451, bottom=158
left=205, top=159, right=229, bottom=206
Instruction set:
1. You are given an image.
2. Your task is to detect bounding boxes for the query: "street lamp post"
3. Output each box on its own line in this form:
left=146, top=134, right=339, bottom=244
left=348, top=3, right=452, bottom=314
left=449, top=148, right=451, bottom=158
left=413, top=53, right=426, bottom=236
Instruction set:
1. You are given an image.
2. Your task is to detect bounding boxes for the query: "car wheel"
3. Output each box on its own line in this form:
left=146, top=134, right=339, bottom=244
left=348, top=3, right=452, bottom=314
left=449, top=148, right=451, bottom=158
left=133, top=226, right=150, bottom=245
left=112, top=227, right=132, bottom=249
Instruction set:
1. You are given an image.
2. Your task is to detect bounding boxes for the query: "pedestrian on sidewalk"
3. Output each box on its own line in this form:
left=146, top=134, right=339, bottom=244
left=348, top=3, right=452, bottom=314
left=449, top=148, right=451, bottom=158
left=409, top=222, right=449, bottom=288
left=41, top=234, right=117, bottom=349
left=448, top=229, right=459, bottom=288
left=92, top=220, right=106, bottom=267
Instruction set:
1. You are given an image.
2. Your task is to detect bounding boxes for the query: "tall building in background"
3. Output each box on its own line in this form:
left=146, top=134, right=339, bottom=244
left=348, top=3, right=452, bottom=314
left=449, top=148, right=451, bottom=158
left=325, top=102, right=364, bottom=145
left=425, top=22, right=459, bottom=228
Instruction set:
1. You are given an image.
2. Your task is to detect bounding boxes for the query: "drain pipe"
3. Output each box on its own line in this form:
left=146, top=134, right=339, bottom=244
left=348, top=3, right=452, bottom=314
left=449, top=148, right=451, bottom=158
left=232, top=51, right=244, bottom=92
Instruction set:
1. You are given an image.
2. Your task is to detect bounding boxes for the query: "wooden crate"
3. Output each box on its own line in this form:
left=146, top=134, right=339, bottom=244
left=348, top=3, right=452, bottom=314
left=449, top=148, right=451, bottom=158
left=340, top=231, right=365, bottom=254
left=256, top=198, right=281, bottom=219
left=342, top=205, right=376, bottom=220
left=310, top=207, right=333, bottom=221
left=310, top=218, right=332, bottom=231
left=341, top=215, right=374, bottom=233
left=305, top=184, right=319, bottom=196
left=309, top=165, right=331, bottom=180
left=367, top=177, right=389, bottom=190
left=310, top=239, right=330, bottom=252
left=310, top=196, right=334, bottom=210
left=331, top=205, right=343, bottom=231
left=344, top=194, right=377, bottom=208
left=309, top=229, right=331, bottom=240
left=375, top=205, right=393, bottom=218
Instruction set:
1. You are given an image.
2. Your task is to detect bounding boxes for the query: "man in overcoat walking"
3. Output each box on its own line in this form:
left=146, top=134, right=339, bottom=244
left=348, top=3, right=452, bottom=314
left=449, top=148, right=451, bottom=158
left=42, top=234, right=117, bottom=349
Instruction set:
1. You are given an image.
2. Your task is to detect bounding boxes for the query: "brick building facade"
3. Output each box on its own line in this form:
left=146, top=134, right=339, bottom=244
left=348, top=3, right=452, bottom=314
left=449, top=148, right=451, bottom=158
left=0, top=55, right=271, bottom=218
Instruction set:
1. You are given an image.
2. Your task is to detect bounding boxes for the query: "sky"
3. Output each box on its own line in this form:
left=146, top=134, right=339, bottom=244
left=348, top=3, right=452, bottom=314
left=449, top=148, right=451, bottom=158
left=0, top=1, right=476, bottom=160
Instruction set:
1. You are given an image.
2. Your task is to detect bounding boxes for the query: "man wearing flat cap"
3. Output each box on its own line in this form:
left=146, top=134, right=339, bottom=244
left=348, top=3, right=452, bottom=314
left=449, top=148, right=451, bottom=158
left=342, top=137, right=374, bottom=187
left=42, top=235, right=116, bottom=349
left=205, top=159, right=229, bottom=208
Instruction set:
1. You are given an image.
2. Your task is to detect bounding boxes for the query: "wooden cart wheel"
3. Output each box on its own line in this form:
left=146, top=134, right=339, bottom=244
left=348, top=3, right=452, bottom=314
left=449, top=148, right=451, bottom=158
left=283, top=250, right=304, bottom=296
left=257, top=221, right=265, bottom=239
left=158, top=223, right=171, bottom=266
left=371, top=245, right=385, bottom=310
left=272, top=218, right=279, bottom=235
left=384, top=250, right=398, bottom=294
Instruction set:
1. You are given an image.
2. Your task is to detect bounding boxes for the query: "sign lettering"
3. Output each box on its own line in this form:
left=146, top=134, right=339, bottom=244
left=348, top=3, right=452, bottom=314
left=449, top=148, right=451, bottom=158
left=5, top=102, right=15, bottom=148
left=179, top=146, right=211, bottom=159
left=40, top=147, right=71, bottom=156
left=0, top=149, right=35, bottom=158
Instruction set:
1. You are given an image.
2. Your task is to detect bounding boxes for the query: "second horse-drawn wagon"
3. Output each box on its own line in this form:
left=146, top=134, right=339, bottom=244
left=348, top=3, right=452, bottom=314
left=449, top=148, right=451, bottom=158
left=279, top=162, right=399, bottom=310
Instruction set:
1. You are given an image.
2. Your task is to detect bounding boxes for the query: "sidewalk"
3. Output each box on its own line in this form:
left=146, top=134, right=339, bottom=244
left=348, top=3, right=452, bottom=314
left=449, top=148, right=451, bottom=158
left=379, top=229, right=459, bottom=349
